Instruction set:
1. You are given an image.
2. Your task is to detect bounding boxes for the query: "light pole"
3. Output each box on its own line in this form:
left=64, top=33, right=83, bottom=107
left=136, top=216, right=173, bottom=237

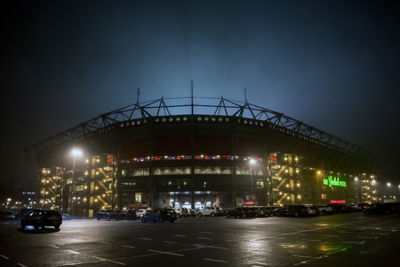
left=249, top=159, right=256, bottom=202
left=316, top=170, right=322, bottom=204
left=69, top=148, right=83, bottom=215
left=354, top=177, right=359, bottom=203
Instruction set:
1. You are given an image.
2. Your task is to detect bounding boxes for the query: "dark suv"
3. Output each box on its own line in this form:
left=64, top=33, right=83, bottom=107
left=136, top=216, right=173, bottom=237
left=97, top=210, right=120, bottom=220
left=141, top=208, right=177, bottom=223
left=21, top=210, right=62, bottom=230
left=276, top=205, right=319, bottom=217
left=225, top=207, right=257, bottom=218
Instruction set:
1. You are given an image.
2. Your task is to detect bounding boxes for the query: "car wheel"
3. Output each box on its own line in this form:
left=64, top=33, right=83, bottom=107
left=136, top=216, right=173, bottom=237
left=198, top=213, right=202, bottom=217
left=55, top=224, right=60, bottom=230
left=211, top=212, right=215, bottom=217
left=97, top=218, right=100, bottom=221
left=170, top=219, right=175, bottom=223
left=141, top=217, right=145, bottom=223
left=21, top=223, right=25, bottom=230
left=294, top=212, right=299, bottom=217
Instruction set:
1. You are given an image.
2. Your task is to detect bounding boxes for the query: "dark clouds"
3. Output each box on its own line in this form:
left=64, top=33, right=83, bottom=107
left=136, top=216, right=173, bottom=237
left=2, top=0, right=400, bottom=191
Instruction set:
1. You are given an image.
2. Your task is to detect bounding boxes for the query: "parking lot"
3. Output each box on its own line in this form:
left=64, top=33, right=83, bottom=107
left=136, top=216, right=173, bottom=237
left=1, top=213, right=400, bottom=266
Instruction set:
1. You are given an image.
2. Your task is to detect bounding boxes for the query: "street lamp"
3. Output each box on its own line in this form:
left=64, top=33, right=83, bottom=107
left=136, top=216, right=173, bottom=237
left=387, top=182, right=391, bottom=187
left=354, top=177, right=359, bottom=203
left=69, top=148, right=83, bottom=215
left=315, top=170, right=322, bottom=204
left=249, top=159, right=256, bottom=201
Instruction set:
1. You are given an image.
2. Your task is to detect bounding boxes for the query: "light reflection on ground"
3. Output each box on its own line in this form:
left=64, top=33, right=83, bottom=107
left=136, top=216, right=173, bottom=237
left=280, top=242, right=308, bottom=249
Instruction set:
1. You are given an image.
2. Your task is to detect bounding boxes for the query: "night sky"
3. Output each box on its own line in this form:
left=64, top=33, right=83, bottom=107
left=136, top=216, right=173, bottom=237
left=2, top=0, right=400, bottom=193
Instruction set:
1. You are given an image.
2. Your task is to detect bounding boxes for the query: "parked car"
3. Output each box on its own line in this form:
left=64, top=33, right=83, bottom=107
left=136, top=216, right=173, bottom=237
left=364, top=203, right=400, bottom=215
left=328, top=204, right=353, bottom=213
left=0, top=211, right=16, bottom=220
left=21, top=210, right=62, bottom=230
left=135, top=209, right=147, bottom=217
left=317, top=205, right=334, bottom=215
left=225, top=207, right=257, bottom=218
left=97, top=210, right=120, bottom=220
left=179, top=208, right=191, bottom=218
left=198, top=207, right=217, bottom=217
left=174, top=208, right=183, bottom=217
left=276, top=205, right=319, bottom=217
left=119, top=210, right=137, bottom=220
left=190, top=208, right=199, bottom=217
left=215, top=207, right=225, bottom=216
left=266, top=206, right=281, bottom=216
left=252, top=206, right=270, bottom=217
left=16, top=209, right=34, bottom=220
left=140, top=208, right=177, bottom=223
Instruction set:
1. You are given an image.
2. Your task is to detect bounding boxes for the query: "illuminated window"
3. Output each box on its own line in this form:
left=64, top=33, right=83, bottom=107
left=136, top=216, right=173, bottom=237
left=235, top=167, right=263, bottom=176
left=256, top=180, right=264, bottom=188
left=194, top=166, right=231, bottom=175
left=135, top=193, right=142, bottom=203
left=153, top=167, right=191, bottom=175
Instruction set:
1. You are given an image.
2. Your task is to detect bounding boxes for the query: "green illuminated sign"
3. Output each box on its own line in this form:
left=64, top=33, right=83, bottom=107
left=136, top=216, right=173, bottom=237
left=323, top=176, right=347, bottom=188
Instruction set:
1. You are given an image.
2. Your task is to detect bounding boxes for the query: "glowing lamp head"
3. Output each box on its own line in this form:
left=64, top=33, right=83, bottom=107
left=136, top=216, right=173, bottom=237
left=371, top=180, right=376, bottom=185
left=317, top=170, right=321, bottom=175
left=354, top=177, right=359, bottom=181
left=71, top=148, right=83, bottom=157
left=249, top=159, right=256, bottom=165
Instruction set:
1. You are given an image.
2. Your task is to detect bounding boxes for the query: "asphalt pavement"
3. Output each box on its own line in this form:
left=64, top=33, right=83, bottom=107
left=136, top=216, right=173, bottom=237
left=1, top=213, right=400, bottom=266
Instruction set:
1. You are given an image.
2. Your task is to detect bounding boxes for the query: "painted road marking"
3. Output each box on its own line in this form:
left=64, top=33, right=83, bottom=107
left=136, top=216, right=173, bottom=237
left=204, top=258, right=227, bottom=263
left=66, top=250, right=80, bottom=255
left=100, top=241, right=112, bottom=245
left=92, top=256, right=126, bottom=265
left=292, top=255, right=322, bottom=259
left=254, top=227, right=325, bottom=241
left=302, top=239, right=321, bottom=242
left=294, top=260, right=309, bottom=266
left=193, top=244, right=228, bottom=250
left=50, top=245, right=60, bottom=249
left=198, top=236, right=211, bottom=240
left=0, top=255, right=10, bottom=260
left=164, top=241, right=178, bottom=244
left=343, top=241, right=365, bottom=245
left=148, top=249, right=184, bottom=257
left=122, top=245, right=135, bottom=249
left=139, top=237, right=152, bottom=241
left=201, top=231, right=214, bottom=234
left=173, top=234, right=186, bottom=237
left=357, top=236, right=378, bottom=239
left=321, top=235, right=339, bottom=237
left=17, top=263, right=27, bottom=267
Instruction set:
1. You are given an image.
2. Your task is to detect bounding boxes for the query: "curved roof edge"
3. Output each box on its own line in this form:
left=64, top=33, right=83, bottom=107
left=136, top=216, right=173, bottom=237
left=25, top=96, right=371, bottom=159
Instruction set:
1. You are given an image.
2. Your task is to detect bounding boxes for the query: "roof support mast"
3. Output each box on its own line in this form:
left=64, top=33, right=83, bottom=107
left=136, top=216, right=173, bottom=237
left=191, top=80, right=194, bottom=115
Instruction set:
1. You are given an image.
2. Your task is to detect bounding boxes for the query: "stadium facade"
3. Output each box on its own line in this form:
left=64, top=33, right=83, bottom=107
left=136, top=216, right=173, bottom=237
left=26, top=96, right=378, bottom=216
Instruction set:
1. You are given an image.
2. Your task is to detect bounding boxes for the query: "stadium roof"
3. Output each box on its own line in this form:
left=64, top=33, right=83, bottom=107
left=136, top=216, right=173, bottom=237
left=25, top=96, right=370, bottom=158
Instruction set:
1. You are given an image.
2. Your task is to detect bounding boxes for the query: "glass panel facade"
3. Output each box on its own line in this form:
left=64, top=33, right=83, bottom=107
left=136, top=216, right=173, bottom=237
left=121, top=168, right=149, bottom=177
left=236, top=167, right=264, bottom=176
left=194, top=166, right=231, bottom=175
left=153, top=167, right=191, bottom=175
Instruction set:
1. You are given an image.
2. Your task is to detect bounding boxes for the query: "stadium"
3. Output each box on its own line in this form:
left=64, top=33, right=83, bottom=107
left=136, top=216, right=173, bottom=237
left=26, top=95, right=378, bottom=216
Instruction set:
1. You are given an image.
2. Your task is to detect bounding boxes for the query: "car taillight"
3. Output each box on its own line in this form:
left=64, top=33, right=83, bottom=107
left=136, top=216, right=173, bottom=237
left=167, top=213, right=170, bottom=216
